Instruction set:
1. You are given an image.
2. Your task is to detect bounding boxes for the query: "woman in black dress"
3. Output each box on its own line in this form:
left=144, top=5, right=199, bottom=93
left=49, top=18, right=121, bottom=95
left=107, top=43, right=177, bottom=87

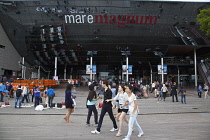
left=64, top=84, right=74, bottom=123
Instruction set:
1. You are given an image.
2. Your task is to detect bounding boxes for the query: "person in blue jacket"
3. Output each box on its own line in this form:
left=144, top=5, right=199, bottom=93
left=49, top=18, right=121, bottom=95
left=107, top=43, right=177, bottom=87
left=64, top=84, right=74, bottom=123
left=34, top=86, right=41, bottom=107
left=47, top=86, right=55, bottom=108
left=197, top=84, right=202, bottom=98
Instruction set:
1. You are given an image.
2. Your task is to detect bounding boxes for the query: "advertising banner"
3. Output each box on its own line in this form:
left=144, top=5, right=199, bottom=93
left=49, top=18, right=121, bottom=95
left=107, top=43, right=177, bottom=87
left=122, top=65, right=132, bottom=74
left=158, top=65, right=167, bottom=74
left=86, top=65, right=96, bottom=74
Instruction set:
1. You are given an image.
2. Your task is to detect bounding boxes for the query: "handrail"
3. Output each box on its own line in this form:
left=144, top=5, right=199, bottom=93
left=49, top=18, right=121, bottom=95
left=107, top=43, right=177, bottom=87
left=198, top=63, right=210, bottom=85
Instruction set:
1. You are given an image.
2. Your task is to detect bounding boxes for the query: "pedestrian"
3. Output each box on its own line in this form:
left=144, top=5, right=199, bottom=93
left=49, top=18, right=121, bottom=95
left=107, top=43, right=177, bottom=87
left=15, top=85, right=22, bottom=108
left=106, top=84, right=129, bottom=137
left=197, top=84, right=202, bottom=98
left=110, top=83, right=117, bottom=109
left=123, top=85, right=144, bottom=140
left=47, top=86, right=55, bottom=108
left=64, top=84, right=74, bottom=123
left=91, top=80, right=118, bottom=134
left=157, top=82, right=163, bottom=101
left=203, top=83, right=209, bottom=99
left=0, top=82, right=4, bottom=102
left=178, top=86, right=187, bottom=104
left=161, top=84, right=168, bottom=101
left=170, top=82, right=179, bottom=102
left=86, top=84, right=99, bottom=126
left=22, top=85, right=29, bottom=103
left=34, top=86, right=41, bottom=107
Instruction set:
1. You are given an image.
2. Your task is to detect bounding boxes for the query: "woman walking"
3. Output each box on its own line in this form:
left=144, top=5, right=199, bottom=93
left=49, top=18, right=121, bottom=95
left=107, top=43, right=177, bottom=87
left=204, top=83, right=209, bottom=99
left=86, top=84, right=99, bottom=126
left=178, top=87, right=187, bottom=104
left=161, top=84, right=168, bottom=101
left=106, top=85, right=129, bottom=137
left=123, top=85, right=144, bottom=140
left=64, top=84, right=74, bottom=123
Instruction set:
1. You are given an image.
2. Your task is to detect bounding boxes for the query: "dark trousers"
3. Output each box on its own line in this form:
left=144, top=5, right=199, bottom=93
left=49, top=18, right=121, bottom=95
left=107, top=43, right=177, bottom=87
left=34, top=96, right=40, bottom=107
left=87, top=105, right=98, bottom=125
left=162, top=92, right=167, bottom=100
left=172, top=93, right=179, bottom=102
left=48, top=95, right=54, bottom=108
left=97, top=105, right=117, bottom=132
left=22, top=95, right=28, bottom=103
left=151, top=88, right=155, bottom=93
left=0, top=91, right=4, bottom=102
left=32, top=94, right=34, bottom=102
left=198, top=92, right=202, bottom=98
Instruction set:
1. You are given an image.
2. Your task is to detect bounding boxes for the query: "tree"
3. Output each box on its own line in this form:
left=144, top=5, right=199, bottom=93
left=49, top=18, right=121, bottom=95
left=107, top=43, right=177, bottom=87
left=197, top=7, right=210, bottom=36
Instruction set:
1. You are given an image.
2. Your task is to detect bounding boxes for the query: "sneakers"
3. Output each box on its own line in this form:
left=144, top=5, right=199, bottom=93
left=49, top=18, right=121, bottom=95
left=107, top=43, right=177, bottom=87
left=122, top=137, right=130, bottom=140
left=91, top=129, right=100, bottom=134
left=86, top=124, right=90, bottom=127
left=110, top=127, right=118, bottom=132
left=138, top=132, right=144, bottom=137
left=93, top=124, right=98, bottom=127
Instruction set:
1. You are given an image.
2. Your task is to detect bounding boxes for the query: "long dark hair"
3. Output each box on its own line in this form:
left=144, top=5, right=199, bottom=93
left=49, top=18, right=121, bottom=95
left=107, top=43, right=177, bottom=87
left=87, top=84, right=97, bottom=101
left=66, top=84, right=72, bottom=91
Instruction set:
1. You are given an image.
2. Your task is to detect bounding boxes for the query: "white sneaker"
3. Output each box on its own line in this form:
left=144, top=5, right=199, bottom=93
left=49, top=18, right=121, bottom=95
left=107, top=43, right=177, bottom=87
left=122, top=137, right=130, bottom=140
left=110, top=127, right=118, bottom=132
left=138, top=132, right=144, bottom=137
left=91, top=129, right=100, bottom=134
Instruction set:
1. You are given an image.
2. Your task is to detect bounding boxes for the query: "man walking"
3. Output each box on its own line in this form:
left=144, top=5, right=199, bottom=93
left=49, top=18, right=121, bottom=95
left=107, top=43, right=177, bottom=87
left=47, top=86, right=55, bottom=108
left=15, top=85, right=22, bottom=108
left=91, top=80, right=118, bottom=134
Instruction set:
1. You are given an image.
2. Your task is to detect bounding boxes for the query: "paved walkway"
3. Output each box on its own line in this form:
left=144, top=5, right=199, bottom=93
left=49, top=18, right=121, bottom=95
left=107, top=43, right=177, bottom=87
left=0, top=84, right=210, bottom=140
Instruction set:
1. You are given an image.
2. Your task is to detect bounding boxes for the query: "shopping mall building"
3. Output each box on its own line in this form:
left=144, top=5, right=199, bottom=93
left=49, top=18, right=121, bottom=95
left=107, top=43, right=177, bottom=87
left=0, top=0, right=209, bottom=86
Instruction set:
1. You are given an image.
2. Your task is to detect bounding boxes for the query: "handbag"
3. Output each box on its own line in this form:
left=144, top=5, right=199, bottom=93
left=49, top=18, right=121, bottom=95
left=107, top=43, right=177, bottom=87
left=183, top=92, right=187, bottom=95
left=203, top=89, right=207, bottom=91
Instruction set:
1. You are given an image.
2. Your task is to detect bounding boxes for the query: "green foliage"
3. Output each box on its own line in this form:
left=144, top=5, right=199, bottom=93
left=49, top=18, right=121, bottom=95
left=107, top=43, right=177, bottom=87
left=197, top=7, right=210, bottom=36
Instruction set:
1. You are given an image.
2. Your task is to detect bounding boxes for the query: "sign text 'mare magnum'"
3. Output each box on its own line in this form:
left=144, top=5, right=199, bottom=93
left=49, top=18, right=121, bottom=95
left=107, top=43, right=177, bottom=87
left=65, top=14, right=158, bottom=28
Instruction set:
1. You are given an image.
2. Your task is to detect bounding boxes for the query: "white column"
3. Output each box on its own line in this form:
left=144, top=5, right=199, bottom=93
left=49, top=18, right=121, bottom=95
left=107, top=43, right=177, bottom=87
left=194, top=49, right=197, bottom=87
left=177, top=66, right=180, bottom=86
left=126, top=55, right=129, bottom=82
left=24, top=66, right=26, bottom=80
left=22, top=57, right=24, bottom=79
left=38, top=66, right=40, bottom=80
left=161, top=57, right=164, bottom=84
left=149, top=62, right=152, bottom=84
left=64, top=65, right=66, bottom=80
left=54, top=56, right=57, bottom=76
left=90, top=56, right=93, bottom=81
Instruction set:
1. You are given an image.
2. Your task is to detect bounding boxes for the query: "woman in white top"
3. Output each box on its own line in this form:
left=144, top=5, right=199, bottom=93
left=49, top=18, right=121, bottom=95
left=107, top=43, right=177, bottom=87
left=122, top=85, right=144, bottom=140
left=204, top=83, right=209, bottom=99
left=106, top=85, right=129, bottom=137
left=161, top=84, right=168, bottom=101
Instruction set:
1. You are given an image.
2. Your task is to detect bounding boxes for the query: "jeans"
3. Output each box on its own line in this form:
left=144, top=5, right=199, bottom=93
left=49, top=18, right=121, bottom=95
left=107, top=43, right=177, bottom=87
left=86, top=105, right=98, bottom=124
left=0, top=91, right=4, bottom=102
left=96, top=104, right=117, bottom=132
left=181, top=94, right=186, bottom=103
left=48, top=95, right=54, bottom=108
left=34, top=96, right=40, bottom=107
left=27, top=93, right=30, bottom=102
left=158, top=91, right=162, bottom=100
left=125, top=113, right=143, bottom=139
left=15, top=97, right=22, bottom=108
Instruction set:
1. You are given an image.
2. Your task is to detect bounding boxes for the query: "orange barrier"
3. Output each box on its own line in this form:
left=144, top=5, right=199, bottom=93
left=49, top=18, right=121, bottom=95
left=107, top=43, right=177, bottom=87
left=12, top=80, right=57, bottom=90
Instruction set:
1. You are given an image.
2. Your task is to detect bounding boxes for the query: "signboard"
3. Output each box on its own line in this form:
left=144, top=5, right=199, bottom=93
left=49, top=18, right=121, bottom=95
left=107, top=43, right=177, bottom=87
left=122, top=65, right=132, bottom=74
left=158, top=65, right=167, bottom=74
left=86, top=65, right=96, bottom=74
